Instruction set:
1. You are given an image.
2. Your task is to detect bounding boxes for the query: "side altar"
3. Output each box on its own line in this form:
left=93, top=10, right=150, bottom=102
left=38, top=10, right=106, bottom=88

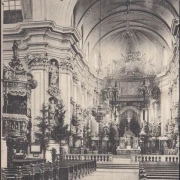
left=116, top=117, right=141, bottom=155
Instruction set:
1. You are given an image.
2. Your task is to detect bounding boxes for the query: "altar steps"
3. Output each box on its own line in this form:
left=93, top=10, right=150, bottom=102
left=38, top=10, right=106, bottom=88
left=113, top=154, right=131, bottom=158
left=97, top=163, right=139, bottom=169
left=142, top=162, right=179, bottom=180
left=146, top=170, right=179, bottom=180
left=97, top=157, right=139, bottom=169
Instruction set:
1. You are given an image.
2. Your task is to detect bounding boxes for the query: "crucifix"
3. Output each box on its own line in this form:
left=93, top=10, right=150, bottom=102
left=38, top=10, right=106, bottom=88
left=127, top=116, right=131, bottom=131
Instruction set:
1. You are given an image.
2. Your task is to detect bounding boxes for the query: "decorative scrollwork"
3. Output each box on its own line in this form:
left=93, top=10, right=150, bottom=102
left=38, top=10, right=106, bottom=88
left=25, top=53, right=48, bottom=68
left=47, top=86, right=61, bottom=98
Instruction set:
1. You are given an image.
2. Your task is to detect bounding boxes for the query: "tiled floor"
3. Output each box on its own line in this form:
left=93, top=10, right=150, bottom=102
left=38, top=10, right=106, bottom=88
left=82, top=169, right=139, bottom=180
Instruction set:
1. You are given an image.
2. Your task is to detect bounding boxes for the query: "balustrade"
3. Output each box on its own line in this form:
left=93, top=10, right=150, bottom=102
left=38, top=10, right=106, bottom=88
left=132, top=154, right=179, bottom=163
left=63, top=154, right=113, bottom=163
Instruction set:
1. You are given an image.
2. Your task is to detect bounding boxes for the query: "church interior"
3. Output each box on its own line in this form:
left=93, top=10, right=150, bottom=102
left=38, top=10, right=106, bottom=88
left=1, top=0, right=179, bottom=179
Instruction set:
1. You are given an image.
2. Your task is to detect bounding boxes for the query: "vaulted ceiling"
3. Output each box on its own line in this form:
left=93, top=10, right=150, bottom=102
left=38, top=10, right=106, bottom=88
left=73, top=0, right=179, bottom=75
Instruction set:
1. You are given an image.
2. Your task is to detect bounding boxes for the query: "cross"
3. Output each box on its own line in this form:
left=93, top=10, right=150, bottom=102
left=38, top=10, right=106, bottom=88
left=127, top=117, right=131, bottom=130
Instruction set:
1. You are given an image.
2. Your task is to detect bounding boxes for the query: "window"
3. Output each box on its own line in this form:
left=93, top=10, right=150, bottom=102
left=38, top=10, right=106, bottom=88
left=4, top=0, right=22, bottom=10
left=3, top=0, right=23, bottom=24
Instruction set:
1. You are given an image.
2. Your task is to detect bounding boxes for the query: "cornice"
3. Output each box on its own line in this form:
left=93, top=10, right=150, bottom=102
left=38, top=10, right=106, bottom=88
left=3, top=21, right=81, bottom=41
left=3, top=21, right=99, bottom=82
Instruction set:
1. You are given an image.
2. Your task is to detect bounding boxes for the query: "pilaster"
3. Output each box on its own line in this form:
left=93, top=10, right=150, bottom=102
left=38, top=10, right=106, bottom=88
left=25, top=53, right=49, bottom=142
left=59, top=57, right=73, bottom=126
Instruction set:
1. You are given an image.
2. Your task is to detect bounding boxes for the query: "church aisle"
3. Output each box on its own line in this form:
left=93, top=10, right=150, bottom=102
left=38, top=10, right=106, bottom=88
left=82, top=169, right=139, bottom=180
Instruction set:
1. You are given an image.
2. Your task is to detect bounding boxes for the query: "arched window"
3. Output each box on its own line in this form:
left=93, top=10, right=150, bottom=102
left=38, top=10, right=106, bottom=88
left=3, top=0, right=23, bottom=24
left=4, top=0, right=21, bottom=10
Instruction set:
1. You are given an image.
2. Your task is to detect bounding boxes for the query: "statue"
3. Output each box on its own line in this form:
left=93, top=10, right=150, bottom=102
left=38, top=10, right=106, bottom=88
left=151, top=86, right=160, bottom=99
left=49, top=99, right=56, bottom=119
left=49, top=61, right=59, bottom=87
left=21, top=122, right=27, bottom=132
left=103, top=126, right=109, bottom=136
left=4, top=70, right=13, bottom=80
left=12, top=40, right=19, bottom=58
left=20, top=101, right=27, bottom=114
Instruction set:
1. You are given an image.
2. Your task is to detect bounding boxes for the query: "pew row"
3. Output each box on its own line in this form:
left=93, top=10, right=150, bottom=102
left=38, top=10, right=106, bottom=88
left=2, top=160, right=96, bottom=180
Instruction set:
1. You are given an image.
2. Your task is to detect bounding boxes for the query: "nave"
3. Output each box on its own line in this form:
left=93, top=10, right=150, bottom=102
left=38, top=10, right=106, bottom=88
left=1, top=0, right=179, bottom=179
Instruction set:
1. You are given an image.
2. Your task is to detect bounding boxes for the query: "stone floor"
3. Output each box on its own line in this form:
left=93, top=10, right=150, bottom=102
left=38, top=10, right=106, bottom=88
left=82, top=169, right=139, bottom=180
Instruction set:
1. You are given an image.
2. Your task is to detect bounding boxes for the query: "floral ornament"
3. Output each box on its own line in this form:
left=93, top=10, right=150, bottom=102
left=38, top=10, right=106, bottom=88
left=47, top=86, right=61, bottom=99
left=151, top=86, right=160, bottom=99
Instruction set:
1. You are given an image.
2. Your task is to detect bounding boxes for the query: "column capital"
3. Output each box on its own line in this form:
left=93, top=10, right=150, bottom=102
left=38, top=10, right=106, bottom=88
left=87, top=90, right=92, bottom=96
left=72, top=72, right=79, bottom=84
left=81, top=82, right=86, bottom=91
left=59, top=57, right=74, bottom=72
left=70, top=97, right=75, bottom=105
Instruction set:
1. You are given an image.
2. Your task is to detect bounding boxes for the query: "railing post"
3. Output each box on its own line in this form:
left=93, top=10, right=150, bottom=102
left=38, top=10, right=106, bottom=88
left=49, top=162, right=53, bottom=180
left=17, top=166, right=22, bottom=180
left=56, top=160, right=60, bottom=179
left=40, top=163, right=44, bottom=180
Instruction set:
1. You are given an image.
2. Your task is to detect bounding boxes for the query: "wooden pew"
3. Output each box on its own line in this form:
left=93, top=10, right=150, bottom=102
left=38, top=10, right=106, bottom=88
left=142, top=162, right=179, bottom=180
left=2, top=167, right=22, bottom=180
left=2, top=160, right=96, bottom=180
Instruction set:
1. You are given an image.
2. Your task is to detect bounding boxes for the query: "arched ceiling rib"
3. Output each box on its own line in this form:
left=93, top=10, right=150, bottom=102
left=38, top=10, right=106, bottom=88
left=75, top=0, right=178, bottom=28
left=72, top=0, right=178, bottom=75
left=84, top=12, right=172, bottom=51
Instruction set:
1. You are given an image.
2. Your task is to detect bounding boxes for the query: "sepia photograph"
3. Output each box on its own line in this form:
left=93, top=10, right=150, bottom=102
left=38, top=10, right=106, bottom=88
left=1, top=0, right=179, bottom=180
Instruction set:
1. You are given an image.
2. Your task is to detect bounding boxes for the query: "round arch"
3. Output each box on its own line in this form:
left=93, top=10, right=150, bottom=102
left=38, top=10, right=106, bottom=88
left=119, top=106, right=141, bottom=125
left=119, top=106, right=140, bottom=116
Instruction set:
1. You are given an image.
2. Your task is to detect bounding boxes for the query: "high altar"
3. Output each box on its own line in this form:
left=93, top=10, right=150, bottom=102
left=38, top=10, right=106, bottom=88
left=116, top=117, right=141, bottom=155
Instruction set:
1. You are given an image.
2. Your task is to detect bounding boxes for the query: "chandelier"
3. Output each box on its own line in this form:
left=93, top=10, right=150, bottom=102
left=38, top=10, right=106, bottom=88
left=122, top=0, right=133, bottom=38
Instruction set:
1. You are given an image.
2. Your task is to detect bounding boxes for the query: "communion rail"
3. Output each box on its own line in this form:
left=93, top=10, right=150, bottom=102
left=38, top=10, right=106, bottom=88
left=131, top=154, right=179, bottom=163
left=1, top=160, right=96, bottom=180
left=63, top=154, right=113, bottom=163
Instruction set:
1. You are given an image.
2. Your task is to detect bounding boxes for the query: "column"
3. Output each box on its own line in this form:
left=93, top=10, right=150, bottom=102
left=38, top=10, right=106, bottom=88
left=31, top=69, right=47, bottom=142
left=154, top=103, right=157, bottom=123
left=59, top=72, right=71, bottom=126
left=84, top=90, right=88, bottom=109
left=1, top=1, right=7, bottom=168
left=59, top=57, right=74, bottom=127
left=73, top=73, right=78, bottom=103
left=140, top=110, right=144, bottom=124
left=78, top=82, right=82, bottom=105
